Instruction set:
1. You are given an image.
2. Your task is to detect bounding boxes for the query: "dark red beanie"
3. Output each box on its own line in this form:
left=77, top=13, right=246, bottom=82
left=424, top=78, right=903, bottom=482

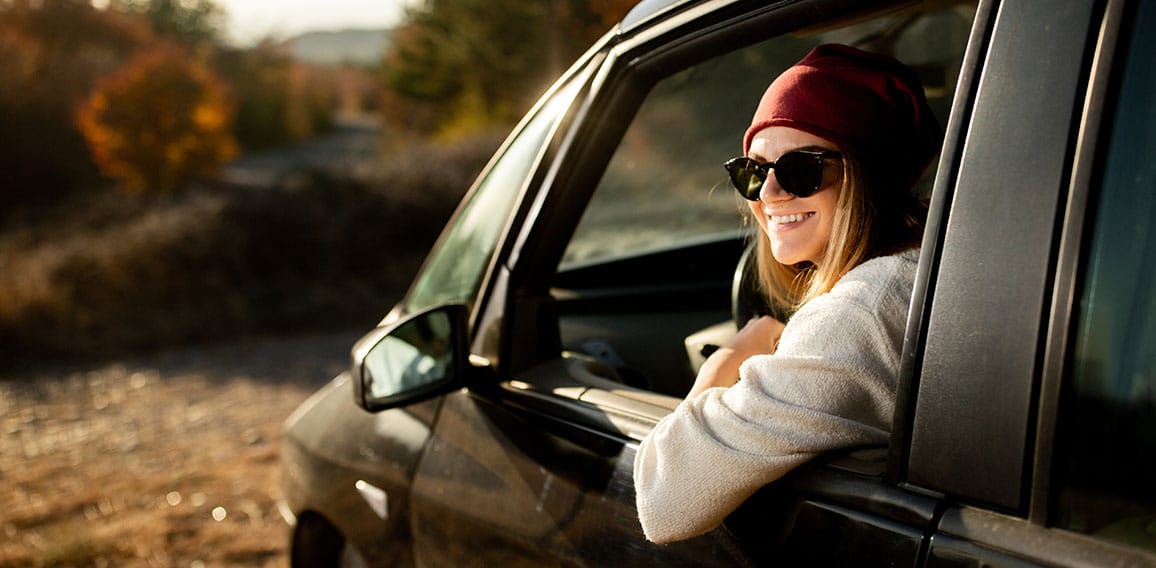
left=743, top=44, right=942, bottom=193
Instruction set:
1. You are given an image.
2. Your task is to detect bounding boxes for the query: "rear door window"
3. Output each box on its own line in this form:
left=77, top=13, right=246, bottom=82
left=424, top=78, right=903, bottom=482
left=1054, top=0, right=1156, bottom=554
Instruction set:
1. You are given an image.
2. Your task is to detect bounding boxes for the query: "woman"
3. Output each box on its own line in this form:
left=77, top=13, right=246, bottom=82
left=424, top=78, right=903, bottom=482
left=633, top=44, right=942, bottom=543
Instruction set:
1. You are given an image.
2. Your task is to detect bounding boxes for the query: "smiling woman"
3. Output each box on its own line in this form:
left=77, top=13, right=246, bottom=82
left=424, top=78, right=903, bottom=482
left=633, top=43, right=943, bottom=543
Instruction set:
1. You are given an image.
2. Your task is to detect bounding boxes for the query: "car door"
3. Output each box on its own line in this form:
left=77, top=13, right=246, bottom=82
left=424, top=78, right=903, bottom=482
left=406, top=0, right=978, bottom=565
left=901, top=0, right=1156, bottom=565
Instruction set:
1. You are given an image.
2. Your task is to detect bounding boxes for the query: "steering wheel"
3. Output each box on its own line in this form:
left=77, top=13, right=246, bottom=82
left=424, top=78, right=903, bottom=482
left=730, top=241, right=783, bottom=328
left=686, top=241, right=779, bottom=373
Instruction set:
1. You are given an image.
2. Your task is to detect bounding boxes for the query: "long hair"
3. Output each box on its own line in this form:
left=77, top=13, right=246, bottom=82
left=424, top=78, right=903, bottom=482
left=752, top=153, right=926, bottom=315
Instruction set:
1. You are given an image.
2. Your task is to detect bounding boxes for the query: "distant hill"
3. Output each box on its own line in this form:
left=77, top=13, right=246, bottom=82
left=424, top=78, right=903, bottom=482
left=285, top=29, right=390, bottom=66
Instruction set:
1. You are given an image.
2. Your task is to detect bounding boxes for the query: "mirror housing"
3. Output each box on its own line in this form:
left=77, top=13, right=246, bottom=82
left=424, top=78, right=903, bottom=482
left=351, top=304, right=469, bottom=412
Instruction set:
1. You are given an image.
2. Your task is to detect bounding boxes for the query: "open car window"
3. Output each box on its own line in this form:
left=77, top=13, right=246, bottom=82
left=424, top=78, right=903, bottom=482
left=559, top=4, right=973, bottom=271
left=549, top=2, right=975, bottom=401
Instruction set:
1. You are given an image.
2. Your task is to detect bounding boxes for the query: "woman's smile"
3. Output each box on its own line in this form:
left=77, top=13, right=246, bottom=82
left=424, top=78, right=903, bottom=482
left=765, top=210, right=816, bottom=229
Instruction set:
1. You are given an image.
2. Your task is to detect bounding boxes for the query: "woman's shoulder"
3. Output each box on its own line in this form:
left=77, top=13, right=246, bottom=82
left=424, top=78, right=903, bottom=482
left=774, top=248, right=918, bottom=364
left=845, top=247, right=920, bottom=285
left=810, top=248, right=919, bottom=313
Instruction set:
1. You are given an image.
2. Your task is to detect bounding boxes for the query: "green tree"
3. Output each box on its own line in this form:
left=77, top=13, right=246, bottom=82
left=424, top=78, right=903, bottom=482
left=213, top=43, right=339, bottom=152
left=107, top=0, right=223, bottom=49
left=77, top=44, right=238, bottom=193
left=382, top=0, right=633, bottom=138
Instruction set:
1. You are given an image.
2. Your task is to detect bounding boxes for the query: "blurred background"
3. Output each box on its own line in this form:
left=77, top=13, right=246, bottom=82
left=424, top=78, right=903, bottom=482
left=0, top=0, right=637, bottom=364
left=0, top=0, right=634, bottom=564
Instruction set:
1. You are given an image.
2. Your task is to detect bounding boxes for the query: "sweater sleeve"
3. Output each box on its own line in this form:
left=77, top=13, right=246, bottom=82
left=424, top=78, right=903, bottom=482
left=632, top=266, right=908, bottom=543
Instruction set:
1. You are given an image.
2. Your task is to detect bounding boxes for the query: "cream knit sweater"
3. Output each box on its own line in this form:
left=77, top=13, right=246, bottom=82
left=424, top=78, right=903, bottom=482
left=633, top=249, right=919, bottom=543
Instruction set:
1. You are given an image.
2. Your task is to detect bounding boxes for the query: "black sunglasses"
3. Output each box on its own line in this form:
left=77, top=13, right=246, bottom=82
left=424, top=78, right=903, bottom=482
left=724, top=150, right=842, bottom=200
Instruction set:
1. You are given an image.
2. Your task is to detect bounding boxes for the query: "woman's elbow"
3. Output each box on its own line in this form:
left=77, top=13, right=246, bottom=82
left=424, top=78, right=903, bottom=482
left=633, top=444, right=727, bottom=543
left=635, top=490, right=718, bottom=544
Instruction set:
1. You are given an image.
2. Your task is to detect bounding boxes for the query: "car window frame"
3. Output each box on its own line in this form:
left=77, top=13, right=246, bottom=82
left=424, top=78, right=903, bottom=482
left=901, top=0, right=1103, bottom=512
left=394, top=35, right=609, bottom=345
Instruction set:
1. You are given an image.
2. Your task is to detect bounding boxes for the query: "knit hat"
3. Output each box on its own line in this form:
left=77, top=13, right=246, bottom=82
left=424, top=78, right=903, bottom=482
left=743, top=44, right=942, bottom=193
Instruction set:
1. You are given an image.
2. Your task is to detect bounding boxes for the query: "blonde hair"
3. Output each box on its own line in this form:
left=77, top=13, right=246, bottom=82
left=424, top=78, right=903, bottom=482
left=752, top=154, right=925, bottom=315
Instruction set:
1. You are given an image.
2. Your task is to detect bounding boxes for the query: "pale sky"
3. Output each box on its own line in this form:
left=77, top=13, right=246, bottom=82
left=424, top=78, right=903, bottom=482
left=213, top=0, right=419, bottom=46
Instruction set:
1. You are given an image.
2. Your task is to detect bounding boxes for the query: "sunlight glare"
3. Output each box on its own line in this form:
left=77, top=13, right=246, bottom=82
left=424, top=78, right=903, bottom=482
left=213, top=0, right=418, bottom=46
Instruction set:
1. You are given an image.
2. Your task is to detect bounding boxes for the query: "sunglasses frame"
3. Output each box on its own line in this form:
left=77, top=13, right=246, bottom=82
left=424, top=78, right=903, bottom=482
left=724, top=150, right=842, bottom=200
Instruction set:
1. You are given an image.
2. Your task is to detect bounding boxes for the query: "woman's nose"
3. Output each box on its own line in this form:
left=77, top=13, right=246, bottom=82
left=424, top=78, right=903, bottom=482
left=759, top=174, right=792, bottom=202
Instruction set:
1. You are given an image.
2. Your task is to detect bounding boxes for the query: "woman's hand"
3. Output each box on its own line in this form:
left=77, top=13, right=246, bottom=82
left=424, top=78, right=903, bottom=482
left=686, top=316, right=785, bottom=399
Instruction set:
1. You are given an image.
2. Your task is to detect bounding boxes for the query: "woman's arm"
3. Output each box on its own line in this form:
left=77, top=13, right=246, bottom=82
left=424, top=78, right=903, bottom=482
left=686, top=316, right=784, bottom=399
left=633, top=287, right=904, bottom=543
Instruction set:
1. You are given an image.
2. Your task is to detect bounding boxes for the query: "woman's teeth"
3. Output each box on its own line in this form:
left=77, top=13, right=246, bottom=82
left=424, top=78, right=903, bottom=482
left=769, top=212, right=813, bottom=224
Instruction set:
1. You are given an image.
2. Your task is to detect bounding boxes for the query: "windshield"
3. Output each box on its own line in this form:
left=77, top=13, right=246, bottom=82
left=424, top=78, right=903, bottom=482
left=404, top=79, right=582, bottom=313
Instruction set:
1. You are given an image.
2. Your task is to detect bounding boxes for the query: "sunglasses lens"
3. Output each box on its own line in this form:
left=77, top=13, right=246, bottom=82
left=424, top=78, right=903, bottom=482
left=774, top=152, right=823, bottom=197
left=726, top=158, right=764, bottom=201
left=725, top=152, right=838, bottom=200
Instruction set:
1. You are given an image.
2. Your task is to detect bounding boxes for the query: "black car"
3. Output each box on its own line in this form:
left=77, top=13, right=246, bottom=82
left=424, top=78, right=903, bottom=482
left=280, top=0, right=1156, bottom=565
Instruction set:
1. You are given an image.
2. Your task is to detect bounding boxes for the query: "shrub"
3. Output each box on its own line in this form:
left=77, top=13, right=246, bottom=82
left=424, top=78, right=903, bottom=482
left=0, top=1, right=152, bottom=217
left=0, top=130, right=504, bottom=369
left=213, top=45, right=339, bottom=153
left=76, top=44, right=238, bottom=193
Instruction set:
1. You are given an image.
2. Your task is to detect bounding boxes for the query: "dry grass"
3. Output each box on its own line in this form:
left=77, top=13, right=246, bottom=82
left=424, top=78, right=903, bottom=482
left=0, top=330, right=360, bottom=567
left=0, top=129, right=505, bottom=369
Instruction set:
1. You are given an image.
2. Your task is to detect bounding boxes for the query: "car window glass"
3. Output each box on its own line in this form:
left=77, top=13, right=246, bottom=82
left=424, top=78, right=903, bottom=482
left=558, top=5, right=974, bottom=268
left=558, top=41, right=799, bottom=266
left=1054, top=0, right=1156, bottom=554
left=405, top=79, right=581, bottom=313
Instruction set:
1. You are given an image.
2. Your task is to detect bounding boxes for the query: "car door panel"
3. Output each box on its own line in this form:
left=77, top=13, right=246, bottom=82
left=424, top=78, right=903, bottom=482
left=408, top=387, right=756, bottom=566
left=408, top=391, right=609, bottom=565
left=408, top=352, right=948, bottom=566
left=724, top=463, right=941, bottom=567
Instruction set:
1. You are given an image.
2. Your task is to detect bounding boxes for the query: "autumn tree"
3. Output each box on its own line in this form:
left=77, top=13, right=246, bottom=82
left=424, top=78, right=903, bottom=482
left=77, top=45, right=238, bottom=193
left=0, top=0, right=151, bottom=213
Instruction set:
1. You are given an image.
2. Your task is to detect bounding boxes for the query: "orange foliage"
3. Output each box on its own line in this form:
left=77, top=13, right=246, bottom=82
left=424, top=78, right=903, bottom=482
left=76, top=44, right=238, bottom=193
left=0, top=1, right=155, bottom=207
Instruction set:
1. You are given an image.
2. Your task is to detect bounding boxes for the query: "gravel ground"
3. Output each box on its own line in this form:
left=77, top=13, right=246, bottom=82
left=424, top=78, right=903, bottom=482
left=0, top=329, right=364, bottom=567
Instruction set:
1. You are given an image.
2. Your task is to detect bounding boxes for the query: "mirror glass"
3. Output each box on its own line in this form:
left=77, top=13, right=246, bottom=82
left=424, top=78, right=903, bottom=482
left=363, top=310, right=454, bottom=401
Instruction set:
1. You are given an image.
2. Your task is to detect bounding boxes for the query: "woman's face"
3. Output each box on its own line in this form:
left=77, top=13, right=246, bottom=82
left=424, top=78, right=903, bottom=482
left=746, top=126, right=842, bottom=266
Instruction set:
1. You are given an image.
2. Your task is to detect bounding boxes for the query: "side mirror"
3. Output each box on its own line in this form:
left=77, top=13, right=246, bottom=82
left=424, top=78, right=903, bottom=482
left=351, top=304, right=469, bottom=412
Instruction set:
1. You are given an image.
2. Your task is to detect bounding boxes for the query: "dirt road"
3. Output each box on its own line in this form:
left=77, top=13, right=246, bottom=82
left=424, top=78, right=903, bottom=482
left=1, top=329, right=363, bottom=567
left=221, top=115, right=383, bottom=188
